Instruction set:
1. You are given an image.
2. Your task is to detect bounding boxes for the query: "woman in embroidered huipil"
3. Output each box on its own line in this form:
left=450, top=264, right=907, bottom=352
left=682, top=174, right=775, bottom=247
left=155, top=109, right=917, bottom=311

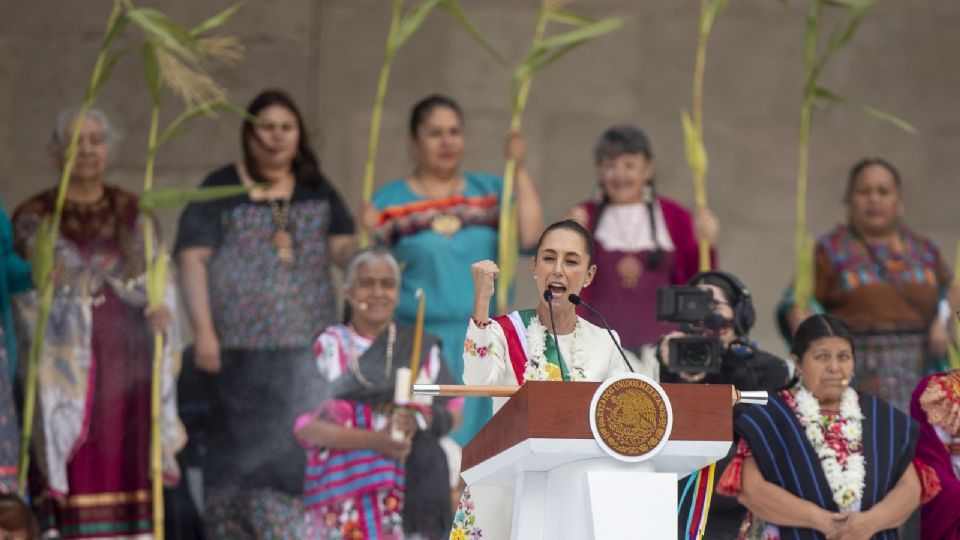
left=780, top=158, right=956, bottom=412
left=720, top=314, right=927, bottom=540
left=368, top=94, right=545, bottom=445
left=566, top=125, right=718, bottom=358
left=295, top=248, right=463, bottom=539
left=175, top=90, right=356, bottom=539
left=12, top=108, right=184, bottom=538
left=450, top=220, right=625, bottom=539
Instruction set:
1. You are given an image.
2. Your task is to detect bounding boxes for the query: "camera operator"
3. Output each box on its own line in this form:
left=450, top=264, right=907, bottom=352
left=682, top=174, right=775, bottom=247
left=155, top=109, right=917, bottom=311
left=655, top=271, right=789, bottom=539
left=656, top=271, right=788, bottom=390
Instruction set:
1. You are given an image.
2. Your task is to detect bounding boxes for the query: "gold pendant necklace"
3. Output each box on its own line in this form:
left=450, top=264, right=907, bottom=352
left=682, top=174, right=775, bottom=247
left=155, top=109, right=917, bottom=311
left=414, top=174, right=464, bottom=237
left=269, top=197, right=294, bottom=265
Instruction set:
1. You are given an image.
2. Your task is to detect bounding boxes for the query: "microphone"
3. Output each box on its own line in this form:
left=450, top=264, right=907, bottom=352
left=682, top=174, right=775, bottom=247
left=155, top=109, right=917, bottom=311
left=568, top=294, right=634, bottom=373
left=543, top=289, right=566, bottom=376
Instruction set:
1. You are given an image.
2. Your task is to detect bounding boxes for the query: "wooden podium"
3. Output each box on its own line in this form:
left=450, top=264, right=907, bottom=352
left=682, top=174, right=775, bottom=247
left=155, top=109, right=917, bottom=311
left=459, top=380, right=734, bottom=539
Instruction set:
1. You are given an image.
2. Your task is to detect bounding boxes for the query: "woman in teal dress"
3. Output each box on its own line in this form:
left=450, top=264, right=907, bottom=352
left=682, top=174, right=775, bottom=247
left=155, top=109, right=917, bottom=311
left=367, top=94, right=544, bottom=445
left=1, top=197, right=31, bottom=491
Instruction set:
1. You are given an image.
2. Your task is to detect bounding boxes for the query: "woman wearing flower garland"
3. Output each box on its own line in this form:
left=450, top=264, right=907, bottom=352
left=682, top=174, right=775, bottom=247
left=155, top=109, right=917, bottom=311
left=464, top=220, right=626, bottom=407
left=719, top=314, right=926, bottom=539
left=450, top=220, right=625, bottom=539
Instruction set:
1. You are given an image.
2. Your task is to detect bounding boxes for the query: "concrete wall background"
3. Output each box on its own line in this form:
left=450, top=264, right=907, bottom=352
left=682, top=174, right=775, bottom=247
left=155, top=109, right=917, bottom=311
left=2, top=0, right=958, bottom=357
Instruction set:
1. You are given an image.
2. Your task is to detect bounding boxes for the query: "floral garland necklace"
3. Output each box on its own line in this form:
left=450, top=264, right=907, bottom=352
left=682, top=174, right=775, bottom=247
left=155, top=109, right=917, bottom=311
left=793, top=385, right=865, bottom=510
left=523, top=314, right=588, bottom=381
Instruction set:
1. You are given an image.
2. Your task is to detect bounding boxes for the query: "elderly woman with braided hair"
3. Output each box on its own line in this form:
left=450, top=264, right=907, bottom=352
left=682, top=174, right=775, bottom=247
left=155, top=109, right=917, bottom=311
left=566, top=124, right=719, bottom=361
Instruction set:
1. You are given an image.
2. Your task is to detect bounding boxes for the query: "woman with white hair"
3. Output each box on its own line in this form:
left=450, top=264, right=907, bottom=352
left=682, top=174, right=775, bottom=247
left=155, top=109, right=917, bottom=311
left=294, top=247, right=463, bottom=539
left=11, top=108, right=184, bottom=539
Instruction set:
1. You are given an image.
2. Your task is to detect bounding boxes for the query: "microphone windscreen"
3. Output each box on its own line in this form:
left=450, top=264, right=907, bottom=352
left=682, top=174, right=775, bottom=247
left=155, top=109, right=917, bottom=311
left=543, top=289, right=553, bottom=302
left=703, top=312, right=726, bottom=330
left=567, top=294, right=582, bottom=305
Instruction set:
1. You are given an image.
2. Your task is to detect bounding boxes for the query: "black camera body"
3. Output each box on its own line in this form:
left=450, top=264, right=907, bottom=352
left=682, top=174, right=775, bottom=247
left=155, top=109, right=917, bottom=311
left=656, top=286, right=723, bottom=374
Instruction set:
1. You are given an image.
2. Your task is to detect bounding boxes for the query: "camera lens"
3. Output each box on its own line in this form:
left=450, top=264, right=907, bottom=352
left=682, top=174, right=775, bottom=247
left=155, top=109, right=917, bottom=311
left=681, top=342, right=711, bottom=367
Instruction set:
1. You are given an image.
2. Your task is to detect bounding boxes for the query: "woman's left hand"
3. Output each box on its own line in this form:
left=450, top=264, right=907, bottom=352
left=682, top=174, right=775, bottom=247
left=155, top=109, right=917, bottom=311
left=144, top=305, right=173, bottom=333
left=827, top=512, right=876, bottom=540
left=505, top=130, right=526, bottom=165
left=929, top=318, right=950, bottom=357
left=693, top=206, right=719, bottom=245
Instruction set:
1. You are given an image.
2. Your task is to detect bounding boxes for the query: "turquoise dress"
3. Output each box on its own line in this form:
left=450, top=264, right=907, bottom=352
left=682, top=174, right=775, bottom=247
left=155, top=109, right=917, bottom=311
left=1, top=198, right=32, bottom=377
left=372, top=172, right=502, bottom=444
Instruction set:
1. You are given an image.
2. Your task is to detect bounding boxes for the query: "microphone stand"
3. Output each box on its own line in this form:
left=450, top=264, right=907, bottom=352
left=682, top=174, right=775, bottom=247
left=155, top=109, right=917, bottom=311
left=568, top=294, right=635, bottom=373
left=543, top=290, right=567, bottom=378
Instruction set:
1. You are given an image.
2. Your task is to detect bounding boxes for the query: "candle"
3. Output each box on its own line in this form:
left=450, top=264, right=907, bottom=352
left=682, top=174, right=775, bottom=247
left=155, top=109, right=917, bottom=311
left=394, top=367, right=411, bottom=405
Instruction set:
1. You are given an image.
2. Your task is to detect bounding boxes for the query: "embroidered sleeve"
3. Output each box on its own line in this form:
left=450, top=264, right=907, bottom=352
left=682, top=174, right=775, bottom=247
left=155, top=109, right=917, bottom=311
left=313, top=329, right=345, bottom=382
left=462, top=318, right=512, bottom=385
left=914, top=457, right=943, bottom=504
left=716, top=438, right=753, bottom=496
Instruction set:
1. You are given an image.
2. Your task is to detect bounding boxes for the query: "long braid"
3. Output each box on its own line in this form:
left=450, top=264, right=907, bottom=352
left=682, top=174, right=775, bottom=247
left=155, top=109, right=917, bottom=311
left=644, top=181, right=663, bottom=270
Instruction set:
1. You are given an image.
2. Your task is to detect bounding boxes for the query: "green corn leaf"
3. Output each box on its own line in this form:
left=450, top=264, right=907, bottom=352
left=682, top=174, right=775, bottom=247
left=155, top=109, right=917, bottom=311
left=814, top=86, right=917, bottom=134
left=512, top=42, right=578, bottom=84
left=680, top=109, right=708, bottom=179
left=546, top=8, right=595, bottom=27
left=139, top=184, right=250, bottom=211
left=533, top=16, right=622, bottom=51
left=824, top=2, right=873, bottom=56
left=190, top=2, right=245, bottom=37
left=440, top=0, right=505, bottom=64
left=87, top=47, right=131, bottom=102
left=142, top=42, right=162, bottom=107
left=395, top=0, right=444, bottom=50
left=127, top=7, right=199, bottom=63
left=101, top=11, right=129, bottom=51
left=512, top=16, right=623, bottom=84
left=155, top=101, right=251, bottom=151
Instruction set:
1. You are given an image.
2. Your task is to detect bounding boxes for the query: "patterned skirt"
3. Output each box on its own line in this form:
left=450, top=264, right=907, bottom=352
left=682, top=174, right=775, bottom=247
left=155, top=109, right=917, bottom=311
left=851, top=330, right=927, bottom=413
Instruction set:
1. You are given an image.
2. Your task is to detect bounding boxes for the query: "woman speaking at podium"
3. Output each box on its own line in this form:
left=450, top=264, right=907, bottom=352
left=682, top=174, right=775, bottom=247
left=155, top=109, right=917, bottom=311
left=450, top=220, right=626, bottom=538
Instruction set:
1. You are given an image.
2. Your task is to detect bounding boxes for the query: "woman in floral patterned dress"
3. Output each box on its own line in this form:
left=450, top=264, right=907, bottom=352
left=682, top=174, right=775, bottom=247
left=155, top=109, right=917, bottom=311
left=175, top=90, right=356, bottom=538
left=451, top=220, right=626, bottom=539
left=719, top=314, right=932, bottom=539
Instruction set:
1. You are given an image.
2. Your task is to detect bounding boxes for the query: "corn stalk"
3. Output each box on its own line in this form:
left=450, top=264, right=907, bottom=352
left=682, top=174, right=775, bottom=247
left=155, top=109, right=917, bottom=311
left=495, top=3, right=622, bottom=313
left=359, top=0, right=504, bottom=247
left=17, top=0, right=129, bottom=496
left=681, top=0, right=724, bottom=272
left=128, top=4, right=245, bottom=537
left=792, top=0, right=915, bottom=310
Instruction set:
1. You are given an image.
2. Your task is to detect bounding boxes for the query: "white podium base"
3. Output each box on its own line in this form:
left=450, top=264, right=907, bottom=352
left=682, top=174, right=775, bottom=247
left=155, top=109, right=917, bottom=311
left=461, top=437, right=726, bottom=539
left=507, top=459, right=677, bottom=539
